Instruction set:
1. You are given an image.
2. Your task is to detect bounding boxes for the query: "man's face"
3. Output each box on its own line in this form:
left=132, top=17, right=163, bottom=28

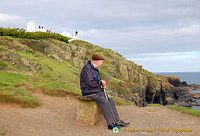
left=93, top=60, right=104, bottom=68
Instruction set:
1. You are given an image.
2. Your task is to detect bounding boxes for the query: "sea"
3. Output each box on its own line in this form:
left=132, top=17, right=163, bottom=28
left=154, top=72, right=200, bottom=111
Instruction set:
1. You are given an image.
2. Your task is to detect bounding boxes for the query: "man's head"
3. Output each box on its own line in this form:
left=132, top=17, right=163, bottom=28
left=91, top=54, right=104, bottom=68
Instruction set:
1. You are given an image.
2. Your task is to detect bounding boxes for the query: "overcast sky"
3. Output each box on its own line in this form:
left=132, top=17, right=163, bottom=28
left=0, top=0, right=200, bottom=72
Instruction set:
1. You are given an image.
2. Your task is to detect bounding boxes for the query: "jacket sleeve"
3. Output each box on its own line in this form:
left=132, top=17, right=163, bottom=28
left=82, top=67, right=102, bottom=88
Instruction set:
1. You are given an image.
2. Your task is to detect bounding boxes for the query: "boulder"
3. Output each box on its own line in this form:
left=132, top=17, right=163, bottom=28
left=76, top=96, right=102, bottom=125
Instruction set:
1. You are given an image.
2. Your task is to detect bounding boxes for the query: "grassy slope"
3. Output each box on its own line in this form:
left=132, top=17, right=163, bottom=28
left=0, top=36, right=200, bottom=118
left=0, top=36, right=132, bottom=107
left=0, top=71, right=40, bottom=108
left=0, top=36, right=79, bottom=107
left=0, top=70, right=80, bottom=108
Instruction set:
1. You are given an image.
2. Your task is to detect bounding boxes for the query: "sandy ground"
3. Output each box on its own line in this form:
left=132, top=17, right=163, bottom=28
left=1, top=91, right=200, bottom=136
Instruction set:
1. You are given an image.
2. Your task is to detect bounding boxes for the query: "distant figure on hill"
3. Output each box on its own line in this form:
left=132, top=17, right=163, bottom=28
left=80, top=54, right=130, bottom=130
left=75, top=31, right=78, bottom=36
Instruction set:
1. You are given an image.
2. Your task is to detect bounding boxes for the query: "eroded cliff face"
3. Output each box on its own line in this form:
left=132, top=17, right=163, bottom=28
left=0, top=36, right=192, bottom=106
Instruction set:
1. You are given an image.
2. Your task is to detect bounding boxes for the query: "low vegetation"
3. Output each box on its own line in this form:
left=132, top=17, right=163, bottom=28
left=148, top=104, right=200, bottom=117
left=109, top=95, right=132, bottom=106
left=0, top=129, right=7, bottom=136
left=167, top=105, right=200, bottom=117
left=147, top=104, right=162, bottom=106
left=0, top=27, right=71, bottom=43
left=0, top=71, right=80, bottom=108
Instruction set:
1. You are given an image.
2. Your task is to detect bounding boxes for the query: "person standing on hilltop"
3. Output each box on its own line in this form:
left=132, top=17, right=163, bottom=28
left=75, top=31, right=78, bottom=36
left=80, top=54, right=130, bottom=130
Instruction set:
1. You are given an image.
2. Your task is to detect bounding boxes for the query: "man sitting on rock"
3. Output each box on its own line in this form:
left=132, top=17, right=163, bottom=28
left=80, top=54, right=130, bottom=130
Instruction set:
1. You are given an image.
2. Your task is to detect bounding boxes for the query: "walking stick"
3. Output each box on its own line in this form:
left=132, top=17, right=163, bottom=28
left=103, top=88, right=109, bottom=100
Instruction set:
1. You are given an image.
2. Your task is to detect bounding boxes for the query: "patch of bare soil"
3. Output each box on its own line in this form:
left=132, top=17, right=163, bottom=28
left=1, top=91, right=200, bottom=136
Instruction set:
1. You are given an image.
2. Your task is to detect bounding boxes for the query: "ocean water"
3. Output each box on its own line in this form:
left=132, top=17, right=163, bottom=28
left=154, top=72, right=200, bottom=84
left=155, top=72, right=200, bottom=111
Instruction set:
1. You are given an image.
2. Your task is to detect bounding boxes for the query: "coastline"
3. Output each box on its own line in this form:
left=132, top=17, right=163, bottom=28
left=173, top=84, right=200, bottom=111
left=154, top=72, right=200, bottom=111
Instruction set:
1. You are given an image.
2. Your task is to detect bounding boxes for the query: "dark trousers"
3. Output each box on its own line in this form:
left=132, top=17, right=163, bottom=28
left=87, top=92, right=120, bottom=125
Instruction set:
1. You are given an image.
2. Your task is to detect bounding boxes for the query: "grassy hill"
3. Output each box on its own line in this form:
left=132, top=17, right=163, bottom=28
left=0, top=28, right=187, bottom=108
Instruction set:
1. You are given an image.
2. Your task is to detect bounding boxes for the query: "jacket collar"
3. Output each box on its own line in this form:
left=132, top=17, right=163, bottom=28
left=88, top=60, right=98, bottom=70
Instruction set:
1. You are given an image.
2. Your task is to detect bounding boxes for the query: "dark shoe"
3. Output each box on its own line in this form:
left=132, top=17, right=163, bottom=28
left=108, top=123, right=121, bottom=130
left=115, top=120, right=130, bottom=126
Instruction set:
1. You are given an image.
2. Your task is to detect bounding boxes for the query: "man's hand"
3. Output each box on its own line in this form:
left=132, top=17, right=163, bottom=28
left=101, top=80, right=106, bottom=89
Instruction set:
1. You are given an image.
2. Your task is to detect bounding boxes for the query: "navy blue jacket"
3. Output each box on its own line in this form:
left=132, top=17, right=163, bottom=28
left=80, top=60, right=103, bottom=96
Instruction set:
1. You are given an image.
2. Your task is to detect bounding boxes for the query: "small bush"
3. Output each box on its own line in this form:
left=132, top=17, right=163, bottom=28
left=0, top=27, right=71, bottom=43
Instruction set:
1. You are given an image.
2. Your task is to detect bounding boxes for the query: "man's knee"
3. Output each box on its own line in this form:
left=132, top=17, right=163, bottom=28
left=96, top=96, right=110, bottom=105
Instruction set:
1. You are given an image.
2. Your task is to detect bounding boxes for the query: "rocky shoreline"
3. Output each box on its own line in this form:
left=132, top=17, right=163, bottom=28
left=183, top=84, right=200, bottom=107
left=131, top=74, right=200, bottom=108
left=162, top=83, right=200, bottom=107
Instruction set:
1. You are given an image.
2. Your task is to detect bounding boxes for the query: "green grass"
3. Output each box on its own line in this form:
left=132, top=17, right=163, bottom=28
left=0, top=36, right=82, bottom=91
left=109, top=95, right=132, bottom=106
left=35, top=80, right=81, bottom=96
left=35, top=56, right=80, bottom=87
left=0, top=36, right=82, bottom=101
left=94, top=121, right=99, bottom=126
left=167, top=105, right=200, bottom=117
left=0, top=87, right=40, bottom=108
left=148, top=109, right=157, bottom=112
left=148, top=103, right=200, bottom=117
left=0, top=61, right=7, bottom=69
left=0, top=129, right=7, bottom=136
left=0, top=71, right=29, bottom=86
left=0, top=71, right=40, bottom=108
left=0, top=70, right=81, bottom=108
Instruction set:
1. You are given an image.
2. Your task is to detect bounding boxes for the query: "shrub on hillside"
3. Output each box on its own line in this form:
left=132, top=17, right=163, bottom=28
left=0, top=27, right=70, bottom=43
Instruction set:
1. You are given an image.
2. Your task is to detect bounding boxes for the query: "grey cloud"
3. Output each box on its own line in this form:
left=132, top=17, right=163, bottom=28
left=0, top=0, right=200, bottom=72
left=78, top=23, right=200, bottom=55
left=0, top=13, right=25, bottom=28
left=131, top=51, right=200, bottom=72
left=1, top=0, right=200, bottom=29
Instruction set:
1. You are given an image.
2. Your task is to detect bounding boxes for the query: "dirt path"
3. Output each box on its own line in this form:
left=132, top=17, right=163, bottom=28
left=0, top=92, right=200, bottom=136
